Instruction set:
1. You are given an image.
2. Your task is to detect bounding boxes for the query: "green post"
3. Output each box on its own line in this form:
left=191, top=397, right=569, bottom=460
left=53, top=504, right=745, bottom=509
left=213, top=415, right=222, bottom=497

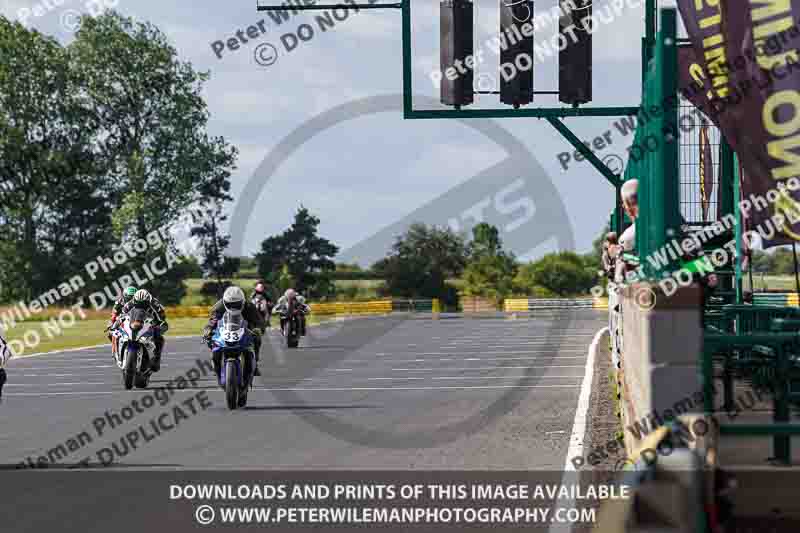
left=645, top=0, right=657, bottom=64
left=401, top=0, right=412, bottom=118
left=734, top=153, right=743, bottom=304
left=719, top=139, right=735, bottom=218
left=638, top=8, right=679, bottom=279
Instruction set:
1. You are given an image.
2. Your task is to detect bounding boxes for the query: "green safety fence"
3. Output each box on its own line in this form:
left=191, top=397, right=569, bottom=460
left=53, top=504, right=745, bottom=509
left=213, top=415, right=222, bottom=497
left=625, top=9, right=680, bottom=280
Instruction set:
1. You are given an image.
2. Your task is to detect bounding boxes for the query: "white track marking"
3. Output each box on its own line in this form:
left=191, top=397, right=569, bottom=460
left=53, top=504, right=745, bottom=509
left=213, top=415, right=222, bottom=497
left=3, top=383, right=585, bottom=397
left=6, top=382, right=109, bottom=387
left=563, top=327, right=605, bottom=470
left=548, top=327, right=607, bottom=533
left=254, top=384, right=584, bottom=392
left=372, top=350, right=587, bottom=356
left=430, top=376, right=581, bottom=380
left=391, top=365, right=586, bottom=372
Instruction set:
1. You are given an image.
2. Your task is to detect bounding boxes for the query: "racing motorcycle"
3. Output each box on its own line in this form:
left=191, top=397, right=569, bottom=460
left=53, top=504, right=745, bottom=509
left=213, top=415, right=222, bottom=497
left=112, top=307, right=156, bottom=390
left=281, top=299, right=302, bottom=349
left=211, top=311, right=256, bottom=410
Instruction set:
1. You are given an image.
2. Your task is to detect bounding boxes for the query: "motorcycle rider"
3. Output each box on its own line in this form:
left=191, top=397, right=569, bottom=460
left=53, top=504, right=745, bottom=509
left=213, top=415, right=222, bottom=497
left=250, top=279, right=273, bottom=327
left=272, top=288, right=311, bottom=337
left=120, top=289, right=169, bottom=373
left=203, top=286, right=266, bottom=377
left=106, top=286, right=138, bottom=343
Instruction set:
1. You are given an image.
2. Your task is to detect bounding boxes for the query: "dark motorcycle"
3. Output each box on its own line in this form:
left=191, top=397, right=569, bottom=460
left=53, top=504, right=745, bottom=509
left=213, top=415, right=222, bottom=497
left=281, top=299, right=302, bottom=349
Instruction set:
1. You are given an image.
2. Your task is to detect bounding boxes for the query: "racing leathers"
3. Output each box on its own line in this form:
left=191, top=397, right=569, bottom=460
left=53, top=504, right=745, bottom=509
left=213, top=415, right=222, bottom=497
left=107, top=294, right=133, bottom=342
left=250, top=290, right=273, bottom=327
left=120, top=297, right=168, bottom=372
left=272, top=295, right=310, bottom=336
left=203, top=300, right=266, bottom=376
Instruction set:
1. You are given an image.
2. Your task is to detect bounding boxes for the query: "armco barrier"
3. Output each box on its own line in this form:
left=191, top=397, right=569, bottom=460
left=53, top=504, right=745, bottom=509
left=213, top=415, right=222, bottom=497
left=752, top=292, right=800, bottom=308
left=391, top=299, right=436, bottom=312
left=503, top=298, right=596, bottom=311
left=165, top=299, right=441, bottom=319
left=166, top=306, right=209, bottom=318
left=310, top=300, right=392, bottom=316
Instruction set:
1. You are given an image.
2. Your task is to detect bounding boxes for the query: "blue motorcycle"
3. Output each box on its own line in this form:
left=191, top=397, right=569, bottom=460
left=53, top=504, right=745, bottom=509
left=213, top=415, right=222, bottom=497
left=211, top=311, right=255, bottom=410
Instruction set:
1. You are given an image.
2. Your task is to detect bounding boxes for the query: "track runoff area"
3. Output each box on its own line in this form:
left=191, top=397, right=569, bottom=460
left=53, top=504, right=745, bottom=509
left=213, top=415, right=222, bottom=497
left=0, top=311, right=614, bottom=531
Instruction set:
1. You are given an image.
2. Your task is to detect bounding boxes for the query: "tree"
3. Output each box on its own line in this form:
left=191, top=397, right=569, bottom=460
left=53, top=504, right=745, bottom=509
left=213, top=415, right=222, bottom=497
left=277, top=265, right=295, bottom=293
left=255, top=206, right=339, bottom=298
left=69, top=12, right=237, bottom=301
left=374, top=223, right=467, bottom=305
left=191, top=201, right=240, bottom=290
left=70, top=12, right=236, bottom=241
left=460, top=223, right=517, bottom=302
left=515, top=251, right=596, bottom=297
left=467, top=223, right=503, bottom=258
left=0, top=13, right=238, bottom=305
left=0, top=16, right=110, bottom=302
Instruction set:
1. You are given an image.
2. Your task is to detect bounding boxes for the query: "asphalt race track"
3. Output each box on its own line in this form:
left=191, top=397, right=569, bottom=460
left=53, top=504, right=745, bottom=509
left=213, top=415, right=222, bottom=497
left=0, top=311, right=606, bottom=470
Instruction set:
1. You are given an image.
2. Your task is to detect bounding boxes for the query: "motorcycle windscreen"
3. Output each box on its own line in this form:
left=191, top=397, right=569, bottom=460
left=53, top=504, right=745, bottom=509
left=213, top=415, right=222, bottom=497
left=221, top=311, right=246, bottom=344
left=129, top=308, right=147, bottom=323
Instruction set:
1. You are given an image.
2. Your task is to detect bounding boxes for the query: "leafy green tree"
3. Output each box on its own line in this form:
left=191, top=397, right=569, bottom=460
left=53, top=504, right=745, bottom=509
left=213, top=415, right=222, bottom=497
left=146, top=257, right=192, bottom=306
left=515, top=251, right=596, bottom=297
left=467, top=223, right=502, bottom=258
left=460, top=223, right=517, bottom=302
left=255, top=207, right=339, bottom=298
left=70, top=12, right=236, bottom=240
left=0, top=13, right=237, bottom=305
left=191, top=200, right=240, bottom=290
left=69, top=12, right=236, bottom=302
left=374, top=223, right=466, bottom=305
left=586, top=224, right=611, bottom=271
left=0, top=17, right=109, bottom=302
left=277, top=265, right=295, bottom=293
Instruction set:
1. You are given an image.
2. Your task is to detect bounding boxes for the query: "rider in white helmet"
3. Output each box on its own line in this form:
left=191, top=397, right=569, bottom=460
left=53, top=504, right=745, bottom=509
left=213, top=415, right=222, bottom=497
left=272, top=288, right=311, bottom=336
left=204, top=286, right=267, bottom=376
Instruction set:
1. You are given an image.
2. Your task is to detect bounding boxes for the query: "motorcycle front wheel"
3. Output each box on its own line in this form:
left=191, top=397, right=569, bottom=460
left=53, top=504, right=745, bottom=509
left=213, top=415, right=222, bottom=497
left=123, top=346, right=137, bottom=390
left=224, top=359, right=238, bottom=410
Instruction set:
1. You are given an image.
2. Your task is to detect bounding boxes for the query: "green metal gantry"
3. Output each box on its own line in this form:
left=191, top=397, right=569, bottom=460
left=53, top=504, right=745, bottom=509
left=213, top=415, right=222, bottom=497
left=256, top=0, right=655, bottom=212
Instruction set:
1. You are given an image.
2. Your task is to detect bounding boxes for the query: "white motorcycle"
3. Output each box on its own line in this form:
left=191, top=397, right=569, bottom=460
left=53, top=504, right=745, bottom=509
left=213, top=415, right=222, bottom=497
left=112, top=307, right=157, bottom=390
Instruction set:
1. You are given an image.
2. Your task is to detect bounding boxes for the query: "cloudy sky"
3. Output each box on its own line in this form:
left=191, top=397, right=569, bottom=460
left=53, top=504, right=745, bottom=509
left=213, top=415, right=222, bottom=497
left=2, top=0, right=684, bottom=265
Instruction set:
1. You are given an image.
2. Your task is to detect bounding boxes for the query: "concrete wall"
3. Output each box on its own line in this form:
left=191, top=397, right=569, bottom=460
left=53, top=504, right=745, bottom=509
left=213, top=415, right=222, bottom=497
left=611, top=282, right=705, bottom=454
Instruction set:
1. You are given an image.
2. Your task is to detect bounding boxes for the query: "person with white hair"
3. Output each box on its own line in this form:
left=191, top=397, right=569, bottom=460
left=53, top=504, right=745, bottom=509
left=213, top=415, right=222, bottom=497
left=618, top=179, right=638, bottom=252
left=609, top=179, right=639, bottom=283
